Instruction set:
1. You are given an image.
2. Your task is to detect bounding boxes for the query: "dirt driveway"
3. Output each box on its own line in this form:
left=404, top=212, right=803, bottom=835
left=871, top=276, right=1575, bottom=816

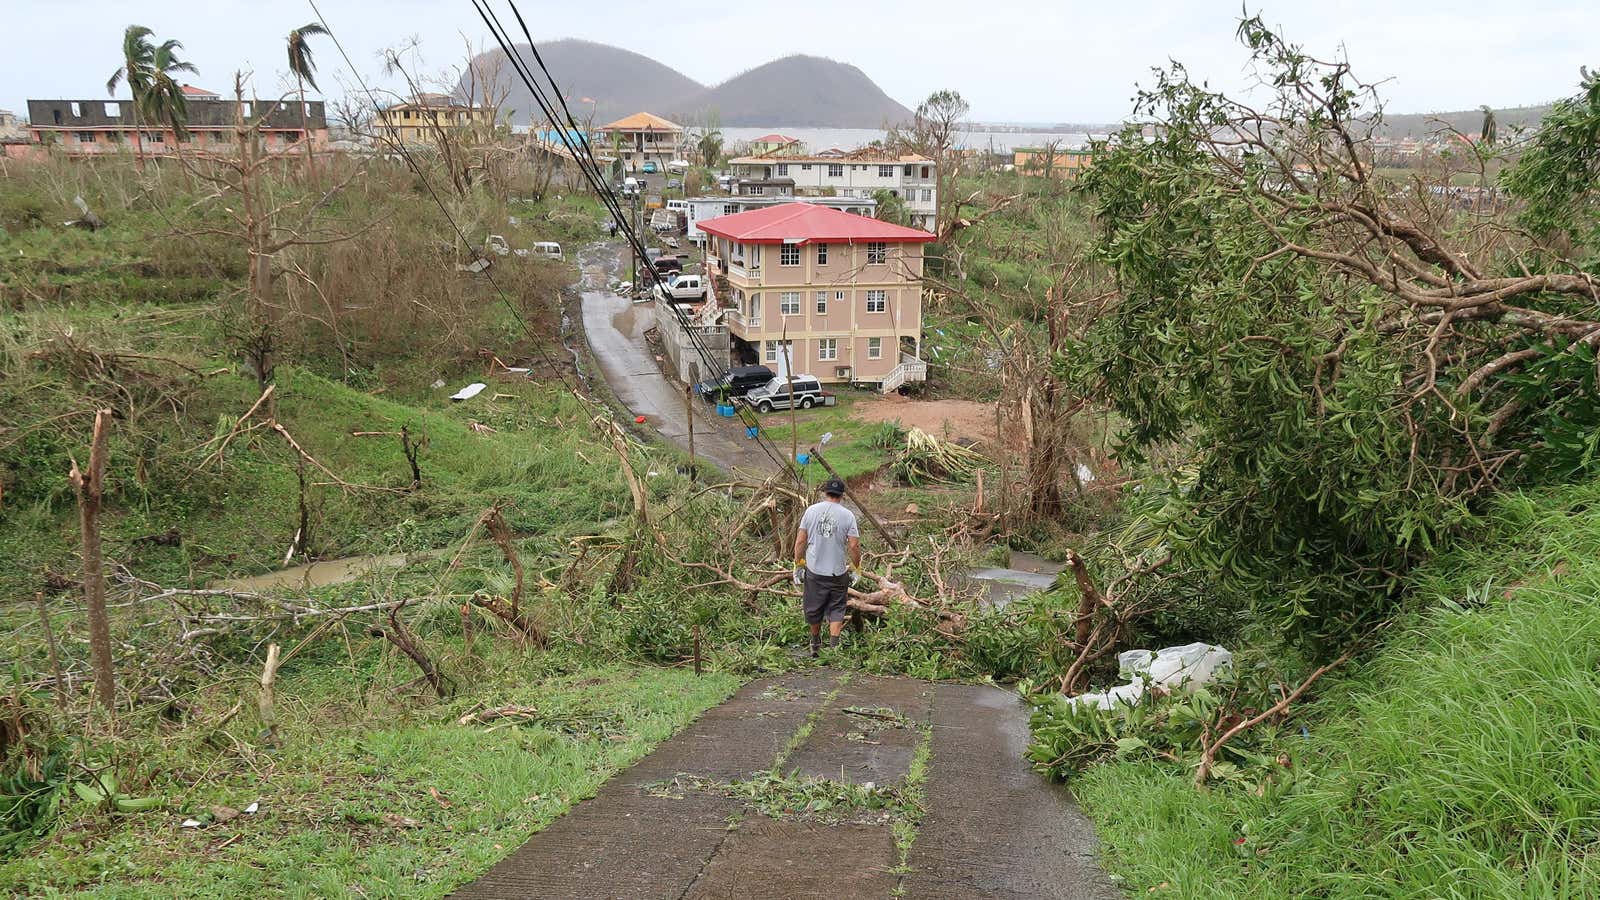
left=851, top=394, right=998, bottom=446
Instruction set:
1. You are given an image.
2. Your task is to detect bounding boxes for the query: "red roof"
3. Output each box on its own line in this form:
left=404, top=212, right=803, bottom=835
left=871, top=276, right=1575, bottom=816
left=752, top=133, right=798, bottom=143
left=180, top=84, right=218, bottom=97
left=699, top=203, right=934, bottom=245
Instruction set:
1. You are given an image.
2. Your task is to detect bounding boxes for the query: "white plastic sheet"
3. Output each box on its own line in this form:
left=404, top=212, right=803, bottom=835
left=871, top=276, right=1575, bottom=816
left=1066, top=642, right=1233, bottom=711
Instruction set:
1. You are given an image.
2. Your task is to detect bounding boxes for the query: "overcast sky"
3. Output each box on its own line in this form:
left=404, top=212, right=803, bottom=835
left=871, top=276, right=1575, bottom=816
left=4, top=0, right=1595, bottom=124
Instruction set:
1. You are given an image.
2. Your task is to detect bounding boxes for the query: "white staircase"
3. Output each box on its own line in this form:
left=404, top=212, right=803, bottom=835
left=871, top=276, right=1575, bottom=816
left=880, top=353, right=928, bottom=393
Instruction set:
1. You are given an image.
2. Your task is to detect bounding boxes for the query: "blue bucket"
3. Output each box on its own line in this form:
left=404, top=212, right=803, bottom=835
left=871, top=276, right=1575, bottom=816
left=716, top=404, right=736, bottom=418
left=796, top=453, right=810, bottom=465
left=745, top=426, right=760, bottom=439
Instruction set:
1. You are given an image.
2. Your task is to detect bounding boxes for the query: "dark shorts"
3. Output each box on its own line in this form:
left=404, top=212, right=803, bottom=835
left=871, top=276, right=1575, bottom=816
left=803, top=571, right=850, bottom=624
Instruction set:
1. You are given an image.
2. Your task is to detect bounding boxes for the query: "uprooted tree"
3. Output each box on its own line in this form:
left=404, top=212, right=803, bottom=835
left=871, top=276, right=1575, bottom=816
left=1071, top=17, right=1600, bottom=651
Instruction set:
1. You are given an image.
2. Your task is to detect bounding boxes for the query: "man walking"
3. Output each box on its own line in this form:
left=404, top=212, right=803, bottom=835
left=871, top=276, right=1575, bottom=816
left=794, top=478, right=862, bottom=657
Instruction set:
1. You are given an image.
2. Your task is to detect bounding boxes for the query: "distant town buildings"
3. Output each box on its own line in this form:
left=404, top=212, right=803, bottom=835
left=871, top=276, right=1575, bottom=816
left=699, top=202, right=933, bottom=390
left=727, top=151, right=938, bottom=230
left=22, top=86, right=328, bottom=158
left=1012, top=146, right=1096, bottom=179
left=596, top=111, right=682, bottom=172
left=746, top=132, right=802, bottom=156
left=684, top=195, right=877, bottom=244
left=375, top=93, right=495, bottom=146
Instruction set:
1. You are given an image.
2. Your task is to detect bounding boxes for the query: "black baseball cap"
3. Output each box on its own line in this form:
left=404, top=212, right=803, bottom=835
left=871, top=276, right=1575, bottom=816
left=822, top=478, right=846, bottom=497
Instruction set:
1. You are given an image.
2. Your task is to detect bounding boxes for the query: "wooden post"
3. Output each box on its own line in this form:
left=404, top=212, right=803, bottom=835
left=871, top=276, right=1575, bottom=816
left=693, top=624, right=703, bottom=676
left=685, top=384, right=696, bottom=475
left=36, top=592, right=66, bottom=711
left=995, top=399, right=1008, bottom=527
left=70, top=409, right=115, bottom=713
left=782, top=322, right=798, bottom=473
left=258, top=643, right=281, bottom=746
left=808, top=447, right=899, bottom=551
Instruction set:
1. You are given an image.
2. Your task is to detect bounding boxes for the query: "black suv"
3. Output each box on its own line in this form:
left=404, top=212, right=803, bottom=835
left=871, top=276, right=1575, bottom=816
left=697, top=365, right=776, bottom=403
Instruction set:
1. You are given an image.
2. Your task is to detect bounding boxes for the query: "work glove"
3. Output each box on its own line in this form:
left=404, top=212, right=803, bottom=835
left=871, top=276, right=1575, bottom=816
left=793, top=560, right=806, bottom=587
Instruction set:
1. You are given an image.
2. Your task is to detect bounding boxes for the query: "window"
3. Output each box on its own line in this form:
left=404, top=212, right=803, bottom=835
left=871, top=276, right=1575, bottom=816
left=723, top=204, right=736, bottom=216
left=801, top=163, right=812, bottom=170
left=765, top=341, right=778, bottom=363
left=144, top=131, right=164, bottom=143
left=780, top=292, right=801, bottom=315
left=866, top=290, right=887, bottom=313
left=815, top=243, right=828, bottom=265
left=815, top=291, right=828, bottom=314
left=748, top=185, right=764, bottom=196
left=69, top=102, right=81, bottom=116
left=777, top=164, right=788, bottom=176
left=921, top=189, right=933, bottom=202
left=903, top=165, right=912, bottom=176
left=75, top=132, right=97, bottom=143
left=868, top=337, right=883, bottom=359
left=828, top=164, right=843, bottom=177
left=921, top=166, right=930, bottom=178
left=878, top=165, right=893, bottom=177
left=104, top=102, right=119, bottom=117
left=780, top=244, right=800, bottom=266
left=818, top=338, right=838, bottom=361
left=836, top=290, right=845, bottom=304
left=866, top=242, right=887, bottom=264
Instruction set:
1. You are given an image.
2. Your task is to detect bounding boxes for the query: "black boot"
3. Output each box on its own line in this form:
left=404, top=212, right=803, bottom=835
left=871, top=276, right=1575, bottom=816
left=810, top=635, right=821, bottom=658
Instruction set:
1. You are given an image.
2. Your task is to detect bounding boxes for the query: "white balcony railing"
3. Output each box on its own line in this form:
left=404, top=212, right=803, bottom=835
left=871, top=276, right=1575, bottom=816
left=880, top=353, right=928, bottom=394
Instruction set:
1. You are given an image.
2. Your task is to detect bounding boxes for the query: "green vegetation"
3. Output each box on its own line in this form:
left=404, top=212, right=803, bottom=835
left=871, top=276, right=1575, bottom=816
left=2, top=654, right=737, bottom=897
left=1070, top=479, right=1600, bottom=896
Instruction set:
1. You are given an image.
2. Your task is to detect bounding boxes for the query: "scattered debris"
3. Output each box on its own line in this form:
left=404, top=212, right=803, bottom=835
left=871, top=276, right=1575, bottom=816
left=467, top=421, right=498, bottom=435
left=431, top=379, right=446, bottom=389
left=450, top=383, right=487, bottom=402
left=456, top=257, right=492, bottom=274
left=891, top=427, right=986, bottom=485
left=1065, top=642, right=1234, bottom=711
left=456, top=705, right=541, bottom=727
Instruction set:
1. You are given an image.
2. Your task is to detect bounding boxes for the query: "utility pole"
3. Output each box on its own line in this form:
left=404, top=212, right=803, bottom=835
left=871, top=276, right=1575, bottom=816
left=630, top=190, right=640, bottom=292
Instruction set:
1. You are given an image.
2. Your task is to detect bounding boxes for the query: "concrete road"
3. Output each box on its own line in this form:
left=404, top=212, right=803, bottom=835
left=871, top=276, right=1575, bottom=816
left=452, top=670, right=1118, bottom=899
left=577, top=242, right=777, bottom=478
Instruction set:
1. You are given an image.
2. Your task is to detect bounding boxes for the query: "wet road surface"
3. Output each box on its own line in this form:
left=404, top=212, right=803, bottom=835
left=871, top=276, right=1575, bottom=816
left=451, top=670, right=1117, bottom=899
left=577, top=242, right=777, bottom=478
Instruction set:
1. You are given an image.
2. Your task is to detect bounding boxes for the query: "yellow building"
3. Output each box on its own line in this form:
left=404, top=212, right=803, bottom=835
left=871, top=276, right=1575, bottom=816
left=376, top=93, right=496, bottom=146
left=1013, top=147, right=1096, bottom=179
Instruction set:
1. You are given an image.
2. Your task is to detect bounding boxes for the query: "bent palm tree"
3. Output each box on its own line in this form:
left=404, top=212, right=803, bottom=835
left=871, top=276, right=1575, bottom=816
left=107, top=26, right=197, bottom=169
left=107, top=25, right=156, bottom=168
left=287, top=23, right=328, bottom=174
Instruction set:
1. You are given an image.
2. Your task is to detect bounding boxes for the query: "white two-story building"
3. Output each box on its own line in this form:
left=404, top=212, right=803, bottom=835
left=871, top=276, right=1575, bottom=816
left=728, top=152, right=938, bottom=230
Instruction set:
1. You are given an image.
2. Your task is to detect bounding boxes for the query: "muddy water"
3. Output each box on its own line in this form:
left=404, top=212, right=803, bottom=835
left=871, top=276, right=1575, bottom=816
left=213, top=552, right=416, bottom=592
left=964, top=549, right=1064, bottom=608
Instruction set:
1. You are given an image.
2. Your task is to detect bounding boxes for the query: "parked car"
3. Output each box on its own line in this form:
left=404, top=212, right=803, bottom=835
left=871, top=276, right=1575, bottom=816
left=746, top=375, right=835, bottom=412
left=621, top=177, right=641, bottom=197
left=654, top=272, right=705, bottom=303
left=641, top=161, right=659, bottom=174
left=666, top=178, right=683, bottom=190
left=667, top=159, right=689, bottom=173
left=651, top=255, right=684, bottom=275
left=697, top=365, right=777, bottom=403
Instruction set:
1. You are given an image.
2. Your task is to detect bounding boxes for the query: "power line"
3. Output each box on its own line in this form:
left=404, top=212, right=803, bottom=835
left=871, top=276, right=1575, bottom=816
left=306, top=0, right=593, bottom=407
left=473, top=0, right=802, bottom=482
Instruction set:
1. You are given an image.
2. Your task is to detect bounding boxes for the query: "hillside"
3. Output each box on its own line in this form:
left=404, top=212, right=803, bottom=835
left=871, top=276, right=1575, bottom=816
left=475, top=38, right=703, bottom=126
left=465, top=42, right=912, bottom=127
left=688, top=55, right=913, bottom=127
left=1373, top=102, right=1554, bottom=138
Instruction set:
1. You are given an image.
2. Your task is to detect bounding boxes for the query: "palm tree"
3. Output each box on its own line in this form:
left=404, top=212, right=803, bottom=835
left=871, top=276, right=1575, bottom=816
left=107, top=26, right=157, bottom=168
left=697, top=128, right=723, bottom=168
left=107, top=26, right=196, bottom=169
left=286, top=23, right=328, bottom=175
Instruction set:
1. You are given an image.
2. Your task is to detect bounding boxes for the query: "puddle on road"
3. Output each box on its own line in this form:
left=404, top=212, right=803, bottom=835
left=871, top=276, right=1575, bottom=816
left=964, top=550, right=1063, bottom=608
left=213, top=552, right=419, bottom=592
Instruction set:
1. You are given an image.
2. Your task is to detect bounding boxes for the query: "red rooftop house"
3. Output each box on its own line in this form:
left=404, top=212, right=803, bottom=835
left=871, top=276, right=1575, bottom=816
left=700, top=203, right=932, bottom=392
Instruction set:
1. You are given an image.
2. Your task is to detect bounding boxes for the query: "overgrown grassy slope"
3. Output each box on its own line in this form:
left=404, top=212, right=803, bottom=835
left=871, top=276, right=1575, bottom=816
left=1074, top=480, right=1600, bottom=897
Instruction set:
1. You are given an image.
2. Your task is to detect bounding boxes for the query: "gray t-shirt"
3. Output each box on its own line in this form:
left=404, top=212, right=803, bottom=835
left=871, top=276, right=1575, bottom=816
left=799, top=500, right=860, bottom=576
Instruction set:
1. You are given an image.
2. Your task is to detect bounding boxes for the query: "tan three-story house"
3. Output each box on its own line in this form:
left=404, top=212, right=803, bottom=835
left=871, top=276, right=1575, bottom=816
left=700, top=203, right=932, bottom=392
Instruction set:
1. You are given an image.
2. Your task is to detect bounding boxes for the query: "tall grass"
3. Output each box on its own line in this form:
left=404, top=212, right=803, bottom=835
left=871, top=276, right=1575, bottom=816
left=1074, top=479, right=1600, bottom=897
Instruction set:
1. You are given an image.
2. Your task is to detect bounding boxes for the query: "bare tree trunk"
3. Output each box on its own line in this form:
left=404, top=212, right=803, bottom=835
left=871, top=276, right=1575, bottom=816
left=298, top=77, right=315, bottom=180
left=70, top=409, right=116, bottom=713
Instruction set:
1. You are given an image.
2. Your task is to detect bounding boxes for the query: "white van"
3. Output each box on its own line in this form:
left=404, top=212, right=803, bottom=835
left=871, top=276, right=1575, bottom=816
left=530, top=241, right=563, bottom=261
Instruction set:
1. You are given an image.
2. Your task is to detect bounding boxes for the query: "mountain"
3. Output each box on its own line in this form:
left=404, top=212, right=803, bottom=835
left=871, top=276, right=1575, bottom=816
left=686, top=55, right=913, bottom=127
left=1372, top=103, right=1554, bottom=139
left=475, top=39, right=703, bottom=126
left=464, top=42, right=912, bottom=128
